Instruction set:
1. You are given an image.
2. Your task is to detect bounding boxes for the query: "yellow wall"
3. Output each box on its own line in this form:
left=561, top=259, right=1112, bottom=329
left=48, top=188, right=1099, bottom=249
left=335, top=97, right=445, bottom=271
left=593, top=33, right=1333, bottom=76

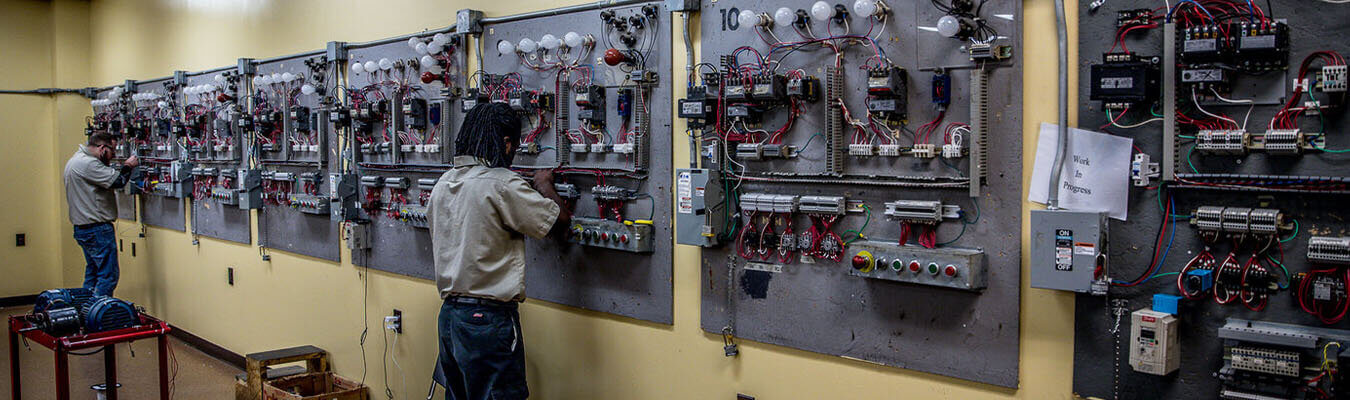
left=0, top=0, right=63, bottom=298
left=7, top=0, right=1081, bottom=398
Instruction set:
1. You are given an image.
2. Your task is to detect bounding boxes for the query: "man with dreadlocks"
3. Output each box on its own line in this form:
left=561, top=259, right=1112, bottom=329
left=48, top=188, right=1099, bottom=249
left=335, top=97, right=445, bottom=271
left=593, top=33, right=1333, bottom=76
left=428, top=102, right=570, bottom=400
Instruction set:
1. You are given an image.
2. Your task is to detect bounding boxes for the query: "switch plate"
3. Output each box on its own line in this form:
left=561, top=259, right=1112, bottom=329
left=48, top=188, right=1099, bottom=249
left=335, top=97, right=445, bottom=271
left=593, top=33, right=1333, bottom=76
left=846, top=241, right=987, bottom=291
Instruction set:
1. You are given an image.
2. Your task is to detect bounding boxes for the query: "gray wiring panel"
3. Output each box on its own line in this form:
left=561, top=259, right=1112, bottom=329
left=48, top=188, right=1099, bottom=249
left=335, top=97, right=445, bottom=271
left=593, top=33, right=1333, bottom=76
left=691, top=0, right=1023, bottom=387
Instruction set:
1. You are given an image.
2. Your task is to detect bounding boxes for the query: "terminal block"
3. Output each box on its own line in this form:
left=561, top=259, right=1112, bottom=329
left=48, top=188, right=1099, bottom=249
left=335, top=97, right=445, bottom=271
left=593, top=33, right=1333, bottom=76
left=592, top=185, right=632, bottom=201
left=734, top=143, right=789, bottom=160
left=1192, top=206, right=1286, bottom=237
left=883, top=200, right=961, bottom=224
left=846, top=240, right=986, bottom=291
left=1261, top=129, right=1307, bottom=155
left=880, top=144, right=903, bottom=157
left=567, top=217, right=654, bottom=253
left=1196, top=130, right=1248, bottom=154
left=847, top=144, right=875, bottom=156
left=1089, top=53, right=1160, bottom=110
left=739, top=193, right=798, bottom=214
left=798, top=196, right=846, bottom=215
left=1308, top=236, right=1350, bottom=265
left=911, top=144, right=938, bottom=158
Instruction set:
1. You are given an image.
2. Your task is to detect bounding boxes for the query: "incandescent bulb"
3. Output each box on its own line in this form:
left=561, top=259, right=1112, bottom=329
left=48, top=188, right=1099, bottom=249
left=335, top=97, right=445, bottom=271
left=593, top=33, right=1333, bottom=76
left=427, top=42, right=444, bottom=54
left=408, top=37, right=421, bottom=48
left=540, top=34, right=561, bottom=50
left=774, top=8, right=797, bottom=27
left=281, top=72, right=294, bottom=82
left=415, top=42, right=428, bottom=54
left=517, top=38, right=537, bottom=53
left=378, top=58, right=393, bottom=70
left=563, top=32, right=584, bottom=48
left=936, top=15, right=967, bottom=38
left=213, top=75, right=226, bottom=83
left=432, top=33, right=449, bottom=46
left=301, top=84, right=316, bottom=95
left=497, top=40, right=515, bottom=55
left=157, top=101, right=168, bottom=109
left=738, top=10, right=763, bottom=28
left=364, top=61, right=378, bottom=73
left=811, top=1, right=833, bottom=21
left=350, top=62, right=364, bottom=74
left=420, top=55, right=437, bottom=69
left=259, top=76, right=273, bottom=85
left=853, top=0, right=879, bottom=17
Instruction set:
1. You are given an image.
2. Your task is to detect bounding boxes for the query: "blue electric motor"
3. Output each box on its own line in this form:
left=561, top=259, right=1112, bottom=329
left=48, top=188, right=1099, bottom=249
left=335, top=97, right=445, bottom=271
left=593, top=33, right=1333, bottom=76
left=34, top=288, right=94, bottom=313
left=81, top=297, right=139, bottom=333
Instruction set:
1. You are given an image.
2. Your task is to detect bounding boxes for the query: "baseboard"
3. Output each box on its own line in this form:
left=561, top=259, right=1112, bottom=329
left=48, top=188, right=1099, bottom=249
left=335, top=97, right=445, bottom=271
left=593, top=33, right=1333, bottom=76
left=0, top=294, right=37, bottom=308
left=168, top=324, right=246, bottom=369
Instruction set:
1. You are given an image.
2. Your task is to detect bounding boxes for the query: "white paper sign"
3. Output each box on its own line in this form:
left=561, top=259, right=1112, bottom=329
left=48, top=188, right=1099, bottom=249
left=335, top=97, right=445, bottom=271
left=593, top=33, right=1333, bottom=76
left=1029, top=123, right=1132, bottom=220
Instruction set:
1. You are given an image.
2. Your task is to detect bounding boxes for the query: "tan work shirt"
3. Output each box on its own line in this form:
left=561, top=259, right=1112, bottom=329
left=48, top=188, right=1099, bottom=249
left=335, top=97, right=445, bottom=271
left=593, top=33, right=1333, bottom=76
left=429, top=155, right=560, bottom=302
left=63, top=145, right=121, bottom=225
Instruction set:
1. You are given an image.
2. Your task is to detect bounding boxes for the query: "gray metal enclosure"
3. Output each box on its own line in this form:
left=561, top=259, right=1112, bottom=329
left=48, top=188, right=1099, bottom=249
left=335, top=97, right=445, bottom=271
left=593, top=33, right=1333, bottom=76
left=187, top=67, right=251, bottom=245
left=480, top=1, right=676, bottom=324
left=695, top=0, right=1023, bottom=387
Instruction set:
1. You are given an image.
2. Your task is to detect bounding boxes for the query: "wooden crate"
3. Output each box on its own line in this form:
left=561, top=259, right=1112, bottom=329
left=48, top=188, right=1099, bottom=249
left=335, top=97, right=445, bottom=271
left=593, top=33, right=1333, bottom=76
left=262, top=372, right=369, bottom=400
left=236, top=345, right=332, bottom=400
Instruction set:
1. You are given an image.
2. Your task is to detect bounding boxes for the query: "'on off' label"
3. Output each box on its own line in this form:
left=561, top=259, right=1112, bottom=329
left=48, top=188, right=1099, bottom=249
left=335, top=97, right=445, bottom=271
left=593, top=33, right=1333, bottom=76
left=1055, top=229, right=1073, bottom=271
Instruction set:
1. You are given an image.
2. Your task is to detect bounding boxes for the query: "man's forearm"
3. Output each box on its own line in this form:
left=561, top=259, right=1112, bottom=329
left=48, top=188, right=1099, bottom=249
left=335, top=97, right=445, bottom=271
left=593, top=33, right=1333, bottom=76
left=532, top=180, right=572, bottom=237
left=108, top=165, right=134, bottom=189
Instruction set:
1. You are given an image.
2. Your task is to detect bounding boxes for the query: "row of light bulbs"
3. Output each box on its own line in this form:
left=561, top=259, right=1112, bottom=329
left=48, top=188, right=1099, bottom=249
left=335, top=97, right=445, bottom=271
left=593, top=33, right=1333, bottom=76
left=349, top=55, right=443, bottom=75
left=251, top=72, right=302, bottom=87
left=496, top=31, right=595, bottom=55
left=738, top=0, right=888, bottom=30
left=406, top=33, right=454, bottom=56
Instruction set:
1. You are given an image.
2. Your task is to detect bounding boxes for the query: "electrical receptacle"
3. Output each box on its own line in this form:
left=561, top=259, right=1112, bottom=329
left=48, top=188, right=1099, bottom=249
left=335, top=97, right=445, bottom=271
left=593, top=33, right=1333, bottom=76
left=15, top=233, right=24, bottom=247
left=227, top=267, right=234, bottom=286
left=384, top=309, right=403, bottom=334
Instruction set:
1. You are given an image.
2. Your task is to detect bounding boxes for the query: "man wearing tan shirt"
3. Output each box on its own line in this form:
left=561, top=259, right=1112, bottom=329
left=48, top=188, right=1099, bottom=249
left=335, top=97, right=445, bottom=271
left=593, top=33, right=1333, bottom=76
left=428, top=102, right=570, bottom=400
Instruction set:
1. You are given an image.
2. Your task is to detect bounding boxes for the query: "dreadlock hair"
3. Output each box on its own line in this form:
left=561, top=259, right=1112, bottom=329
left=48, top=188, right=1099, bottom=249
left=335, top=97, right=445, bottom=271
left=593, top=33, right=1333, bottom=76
left=454, top=102, right=522, bottom=168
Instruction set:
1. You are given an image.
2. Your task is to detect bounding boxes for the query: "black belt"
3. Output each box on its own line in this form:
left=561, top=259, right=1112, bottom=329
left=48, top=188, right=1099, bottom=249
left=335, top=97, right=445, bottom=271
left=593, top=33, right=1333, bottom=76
left=447, top=296, right=516, bottom=307
left=74, top=221, right=112, bottom=230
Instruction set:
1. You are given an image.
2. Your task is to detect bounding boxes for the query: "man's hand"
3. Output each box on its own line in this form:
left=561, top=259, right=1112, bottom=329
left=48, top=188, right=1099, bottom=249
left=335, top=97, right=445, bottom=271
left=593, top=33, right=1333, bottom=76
left=532, top=168, right=554, bottom=187
left=123, top=155, right=140, bottom=168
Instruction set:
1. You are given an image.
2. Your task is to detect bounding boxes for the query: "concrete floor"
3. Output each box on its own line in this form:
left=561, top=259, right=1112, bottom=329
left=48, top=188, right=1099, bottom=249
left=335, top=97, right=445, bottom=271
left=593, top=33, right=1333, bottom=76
left=0, top=306, right=241, bottom=399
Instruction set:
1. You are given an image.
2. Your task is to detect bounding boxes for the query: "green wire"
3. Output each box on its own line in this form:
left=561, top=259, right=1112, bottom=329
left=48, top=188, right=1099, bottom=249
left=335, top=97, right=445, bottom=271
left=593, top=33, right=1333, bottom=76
left=1178, top=135, right=1197, bottom=140
left=842, top=204, right=872, bottom=244
left=936, top=222, right=968, bottom=246
left=1155, top=187, right=1192, bottom=219
left=1186, top=144, right=1199, bottom=173
left=1279, top=219, right=1299, bottom=243
left=1321, top=147, right=1350, bottom=153
left=1149, top=272, right=1180, bottom=279
left=1265, top=254, right=1291, bottom=290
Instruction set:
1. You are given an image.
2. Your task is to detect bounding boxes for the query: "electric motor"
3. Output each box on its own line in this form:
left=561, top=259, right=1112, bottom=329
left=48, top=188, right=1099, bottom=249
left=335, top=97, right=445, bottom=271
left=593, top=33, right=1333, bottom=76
left=81, top=297, right=139, bottom=333
left=34, top=288, right=94, bottom=314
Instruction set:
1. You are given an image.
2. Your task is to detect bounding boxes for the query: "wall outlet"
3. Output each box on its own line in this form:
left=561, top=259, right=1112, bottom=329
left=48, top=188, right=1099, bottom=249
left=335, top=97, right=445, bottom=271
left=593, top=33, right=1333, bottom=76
left=227, top=267, right=235, bottom=286
left=15, top=233, right=24, bottom=247
left=384, top=309, right=403, bottom=333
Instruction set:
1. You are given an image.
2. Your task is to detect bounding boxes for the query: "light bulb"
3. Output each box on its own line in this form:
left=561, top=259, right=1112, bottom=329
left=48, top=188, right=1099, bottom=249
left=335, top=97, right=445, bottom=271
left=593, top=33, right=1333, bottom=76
left=540, top=34, right=561, bottom=50
left=738, top=10, right=765, bottom=28
left=420, top=55, right=437, bottom=69
left=429, top=65, right=444, bottom=74
left=415, top=42, right=428, bottom=54
left=517, top=38, right=537, bottom=53
left=281, top=72, right=295, bottom=82
left=427, top=42, right=444, bottom=54
left=563, top=32, right=583, bottom=48
left=259, top=76, right=273, bottom=85
left=407, top=37, right=421, bottom=49
left=213, top=75, right=226, bottom=83
left=157, top=101, right=168, bottom=108
left=774, top=8, right=797, bottom=27
left=301, top=84, right=316, bottom=95
left=936, top=15, right=968, bottom=38
left=497, top=40, right=515, bottom=55
left=350, top=62, right=365, bottom=74
left=432, top=33, right=449, bottom=46
left=853, top=0, right=879, bottom=17
left=811, top=1, right=833, bottom=21
left=378, top=58, right=393, bottom=70
left=364, top=61, right=378, bottom=72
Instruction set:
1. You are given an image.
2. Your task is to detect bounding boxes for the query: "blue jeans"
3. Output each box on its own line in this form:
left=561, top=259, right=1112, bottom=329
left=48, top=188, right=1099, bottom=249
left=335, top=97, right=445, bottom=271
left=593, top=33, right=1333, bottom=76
left=73, top=223, right=118, bottom=297
left=437, top=297, right=527, bottom=400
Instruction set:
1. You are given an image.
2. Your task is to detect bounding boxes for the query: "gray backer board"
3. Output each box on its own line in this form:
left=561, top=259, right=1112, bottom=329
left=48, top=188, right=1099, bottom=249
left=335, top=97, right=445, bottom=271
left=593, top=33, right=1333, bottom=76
left=481, top=1, right=675, bottom=324
left=133, top=77, right=178, bottom=163
left=255, top=54, right=342, bottom=262
left=351, top=169, right=444, bottom=279
left=346, top=29, right=465, bottom=278
left=697, top=0, right=1023, bottom=388
left=1072, top=1, right=1350, bottom=399
left=92, top=85, right=139, bottom=221
left=140, top=193, right=185, bottom=231
left=186, top=69, right=251, bottom=244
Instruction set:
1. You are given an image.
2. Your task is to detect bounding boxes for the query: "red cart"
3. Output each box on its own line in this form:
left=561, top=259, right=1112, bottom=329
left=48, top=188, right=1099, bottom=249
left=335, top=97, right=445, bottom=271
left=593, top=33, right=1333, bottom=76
left=8, top=313, right=172, bottom=400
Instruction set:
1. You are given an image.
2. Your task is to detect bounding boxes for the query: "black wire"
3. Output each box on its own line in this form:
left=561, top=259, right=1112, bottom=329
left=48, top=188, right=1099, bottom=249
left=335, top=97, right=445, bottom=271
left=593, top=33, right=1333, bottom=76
left=68, top=347, right=106, bottom=356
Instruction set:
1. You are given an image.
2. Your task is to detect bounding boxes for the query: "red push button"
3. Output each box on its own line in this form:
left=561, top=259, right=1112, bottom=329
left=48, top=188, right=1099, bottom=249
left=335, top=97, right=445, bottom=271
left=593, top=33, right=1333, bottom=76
left=944, top=265, right=958, bottom=277
left=908, top=261, right=921, bottom=273
left=852, top=255, right=869, bottom=271
left=600, top=232, right=609, bottom=241
left=620, top=234, right=629, bottom=243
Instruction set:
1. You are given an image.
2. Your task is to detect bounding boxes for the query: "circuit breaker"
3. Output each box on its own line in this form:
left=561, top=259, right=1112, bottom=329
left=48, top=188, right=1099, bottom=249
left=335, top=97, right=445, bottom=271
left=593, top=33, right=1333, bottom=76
left=675, top=168, right=724, bottom=247
left=1129, top=309, right=1180, bottom=376
left=1030, top=209, right=1108, bottom=294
